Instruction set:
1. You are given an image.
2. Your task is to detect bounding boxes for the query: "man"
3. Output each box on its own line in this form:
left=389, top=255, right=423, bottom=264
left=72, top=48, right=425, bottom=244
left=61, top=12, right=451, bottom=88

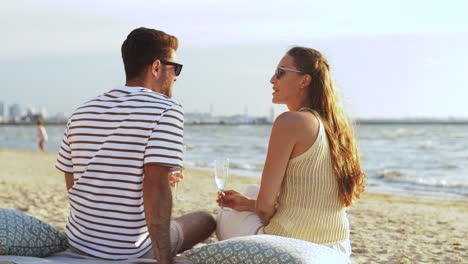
left=55, top=27, right=215, bottom=263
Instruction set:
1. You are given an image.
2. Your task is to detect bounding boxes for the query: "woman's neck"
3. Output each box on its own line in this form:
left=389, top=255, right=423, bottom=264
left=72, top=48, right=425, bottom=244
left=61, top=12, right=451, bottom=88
left=287, top=99, right=313, bottom=112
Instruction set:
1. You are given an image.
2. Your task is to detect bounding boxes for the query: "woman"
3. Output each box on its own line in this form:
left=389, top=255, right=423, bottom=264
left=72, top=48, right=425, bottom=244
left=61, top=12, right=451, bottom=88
left=37, top=117, right=48, bottom=152
left=216, top=47, right=366, bottom=261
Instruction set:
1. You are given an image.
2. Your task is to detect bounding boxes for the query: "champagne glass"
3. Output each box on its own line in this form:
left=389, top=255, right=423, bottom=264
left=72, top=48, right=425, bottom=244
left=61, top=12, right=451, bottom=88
left=170, top=145, right=186, bottom=202
left=214, top=158, right=230, bottom=211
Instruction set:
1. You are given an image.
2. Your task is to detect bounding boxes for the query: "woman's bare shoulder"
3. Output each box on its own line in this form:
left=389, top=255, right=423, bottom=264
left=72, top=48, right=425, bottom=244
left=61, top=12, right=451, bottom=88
left=274, top=111, right=319, bottom=131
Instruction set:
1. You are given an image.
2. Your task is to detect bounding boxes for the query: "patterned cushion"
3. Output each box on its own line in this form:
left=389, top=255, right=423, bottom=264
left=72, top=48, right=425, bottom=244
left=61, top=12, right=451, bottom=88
left=184, top=235, right=347, bottom=264
left=0, top=208, right=68, bottom=257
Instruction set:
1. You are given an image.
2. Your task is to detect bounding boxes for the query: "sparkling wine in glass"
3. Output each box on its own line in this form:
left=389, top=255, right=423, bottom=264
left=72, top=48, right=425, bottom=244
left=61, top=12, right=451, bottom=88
left=214, top=158, right=230, bottom=210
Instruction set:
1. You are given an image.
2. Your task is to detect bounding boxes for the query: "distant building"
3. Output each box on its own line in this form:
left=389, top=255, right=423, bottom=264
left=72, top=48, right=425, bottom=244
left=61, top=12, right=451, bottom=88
left=24, top=107, right=41, bottom=122
left=9, top=103, right=22, bottom=122
left=222, top=114, right=270, bottom=124
left=0, top=102, right=5, bottom=122
left=224, top=114, right=252, bottom=124
left=49, top=112, right=70, bottom=123
left=185, top=111, right=271, bottom=125
left=209, top=104, right=215, bottom=117
left=269, top=107, right=275, bottom=122
left=253, top=117, right=270, bottom=124
left=185, top=112, right=217, bottom=124
left=40, top=108, right=47, bottom=119
left=26, top=107, right=35, bottom=117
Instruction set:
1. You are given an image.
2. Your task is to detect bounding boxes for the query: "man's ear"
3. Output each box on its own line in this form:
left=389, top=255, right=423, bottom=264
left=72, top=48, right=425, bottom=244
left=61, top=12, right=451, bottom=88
left=151, top=60, right=161, bottom=78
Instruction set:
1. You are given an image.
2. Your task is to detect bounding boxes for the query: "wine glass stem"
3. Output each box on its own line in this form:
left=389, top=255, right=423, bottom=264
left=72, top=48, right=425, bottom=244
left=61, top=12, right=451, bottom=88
left=220, top=189, right=224, bottom=211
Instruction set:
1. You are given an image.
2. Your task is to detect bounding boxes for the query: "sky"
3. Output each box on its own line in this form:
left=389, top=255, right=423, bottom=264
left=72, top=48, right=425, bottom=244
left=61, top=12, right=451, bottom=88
left=1, top=0, right=468, bottom=118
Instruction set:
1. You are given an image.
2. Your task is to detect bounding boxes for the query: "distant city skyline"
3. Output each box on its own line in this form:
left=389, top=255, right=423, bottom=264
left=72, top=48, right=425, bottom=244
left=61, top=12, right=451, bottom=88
left=2, top=100, right=468, bottom=126
left=0, top=100, right=275, bottom=120
left=1, top=1, right=468, bottom=119
left=0, top=100, right=276, bottom=124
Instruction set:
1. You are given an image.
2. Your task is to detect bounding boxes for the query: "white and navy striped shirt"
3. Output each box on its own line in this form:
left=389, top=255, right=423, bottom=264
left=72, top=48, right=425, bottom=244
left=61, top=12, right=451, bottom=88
left=55, top=86, right=184, bottom=260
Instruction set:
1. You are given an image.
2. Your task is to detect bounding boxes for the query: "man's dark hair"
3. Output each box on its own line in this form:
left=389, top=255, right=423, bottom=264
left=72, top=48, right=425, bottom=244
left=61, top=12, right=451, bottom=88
left=121, top=27, right=178, bottom=81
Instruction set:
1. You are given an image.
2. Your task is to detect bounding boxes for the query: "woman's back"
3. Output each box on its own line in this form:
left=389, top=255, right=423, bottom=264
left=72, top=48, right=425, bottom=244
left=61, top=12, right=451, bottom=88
left=264, top=114, right=350, bottom=245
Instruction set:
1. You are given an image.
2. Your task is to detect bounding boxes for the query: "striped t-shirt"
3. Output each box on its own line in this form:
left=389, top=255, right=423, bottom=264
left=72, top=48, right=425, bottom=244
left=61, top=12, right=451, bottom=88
left=55, top=86, right=184, bottom=260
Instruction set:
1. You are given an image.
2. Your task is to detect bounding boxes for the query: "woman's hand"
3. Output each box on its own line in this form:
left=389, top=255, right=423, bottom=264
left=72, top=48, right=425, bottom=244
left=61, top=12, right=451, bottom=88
left=217, top=190, right=256, bottom=212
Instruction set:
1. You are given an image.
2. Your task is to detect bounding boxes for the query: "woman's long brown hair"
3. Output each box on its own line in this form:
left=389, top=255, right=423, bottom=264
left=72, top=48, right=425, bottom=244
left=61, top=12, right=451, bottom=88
left=288, top=47, right=366, bottom=206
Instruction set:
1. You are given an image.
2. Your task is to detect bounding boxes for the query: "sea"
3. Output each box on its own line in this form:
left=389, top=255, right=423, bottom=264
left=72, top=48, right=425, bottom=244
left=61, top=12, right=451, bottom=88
left=1, top=123, right=467, bottom=200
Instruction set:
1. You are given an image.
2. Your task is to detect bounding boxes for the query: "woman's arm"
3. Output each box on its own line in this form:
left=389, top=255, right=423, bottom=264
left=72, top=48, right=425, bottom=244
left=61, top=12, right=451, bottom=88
left=256, top=112, right=297, bottom=225
left=217, top=112, right=301, bottom=224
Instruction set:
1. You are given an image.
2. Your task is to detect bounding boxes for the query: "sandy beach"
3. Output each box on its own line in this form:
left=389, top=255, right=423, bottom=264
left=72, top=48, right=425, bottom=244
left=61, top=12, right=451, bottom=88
left=0, top=149, right=466, bottom=263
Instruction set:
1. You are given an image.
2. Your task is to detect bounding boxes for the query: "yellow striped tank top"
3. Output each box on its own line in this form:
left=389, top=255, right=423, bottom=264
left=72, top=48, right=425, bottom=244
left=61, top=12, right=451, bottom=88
left=264, top=117, right=350, bottom=245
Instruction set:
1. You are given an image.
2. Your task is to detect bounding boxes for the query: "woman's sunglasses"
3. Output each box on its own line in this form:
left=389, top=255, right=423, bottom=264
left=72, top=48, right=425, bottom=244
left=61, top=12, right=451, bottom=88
left=160, top=59, right=183, bottom=76
left=275, top=66, right=304, bottom=79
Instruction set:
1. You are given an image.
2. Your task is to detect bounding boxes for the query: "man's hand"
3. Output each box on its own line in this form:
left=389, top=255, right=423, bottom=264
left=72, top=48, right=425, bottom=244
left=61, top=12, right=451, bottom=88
left=64, top=173, right=74, bottom=191
left=168, top=170, right=184, bottom=187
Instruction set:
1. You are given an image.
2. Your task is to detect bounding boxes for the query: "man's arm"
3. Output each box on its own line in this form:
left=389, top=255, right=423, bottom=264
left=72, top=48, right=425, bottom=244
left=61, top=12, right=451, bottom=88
left=64, top=173, right=74, bottom=191
left=143, top=164, right=172, bottom=264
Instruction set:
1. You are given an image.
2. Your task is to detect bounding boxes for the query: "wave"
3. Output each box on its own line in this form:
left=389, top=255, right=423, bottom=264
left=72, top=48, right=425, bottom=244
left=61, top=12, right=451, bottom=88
left=230, top=162, right=263, bottom=171
left=254, top=145, right=267, bottom=151
left=381, top=128, right=425, bottom=140
left=447, top=132, right=468, bottom=139
left=437, top=164, right=458, bottom=170
left=417, top=140, right=437, bottom=150
left=188, top=160, right=262, bottom=172
left=375, top=170, right=468, bottom=189
left=376, top=170, right=403, bottom=180
left=184, top=144, right=195, bottom=150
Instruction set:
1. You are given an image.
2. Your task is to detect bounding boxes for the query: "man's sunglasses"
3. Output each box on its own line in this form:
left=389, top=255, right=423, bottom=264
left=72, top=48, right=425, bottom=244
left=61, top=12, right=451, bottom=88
left=160, top=59, right=183, bottom=76
left=275, top=66, right=304, bottom=79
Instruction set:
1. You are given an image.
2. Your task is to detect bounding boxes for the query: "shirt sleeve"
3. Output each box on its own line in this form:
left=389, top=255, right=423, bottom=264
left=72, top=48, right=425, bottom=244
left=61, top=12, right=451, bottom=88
left=55, top=123, right=73, bottom=173
left=144, top=104, right=185, bottom=168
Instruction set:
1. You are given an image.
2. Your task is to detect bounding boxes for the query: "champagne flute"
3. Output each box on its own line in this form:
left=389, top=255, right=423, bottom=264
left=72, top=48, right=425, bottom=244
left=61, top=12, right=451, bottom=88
left=170, top=145, right=186, bottom=202
left=214, top=158, right=230, bottom=211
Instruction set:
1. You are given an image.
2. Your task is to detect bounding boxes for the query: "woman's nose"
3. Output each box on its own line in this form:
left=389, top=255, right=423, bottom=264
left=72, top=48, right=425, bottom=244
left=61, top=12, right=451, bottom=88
left=270, top=74, right=275, bottom=84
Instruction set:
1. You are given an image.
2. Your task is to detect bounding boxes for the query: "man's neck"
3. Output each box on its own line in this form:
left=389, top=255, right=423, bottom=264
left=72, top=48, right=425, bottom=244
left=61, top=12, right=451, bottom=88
left=125, top=79, right=169, bottom=97
left=126, top=79, right=154, bottom=91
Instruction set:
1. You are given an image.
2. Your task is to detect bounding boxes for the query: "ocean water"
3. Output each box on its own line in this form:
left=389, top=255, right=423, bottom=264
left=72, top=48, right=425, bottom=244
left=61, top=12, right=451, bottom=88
left=1, top=123, right=467, bottom=200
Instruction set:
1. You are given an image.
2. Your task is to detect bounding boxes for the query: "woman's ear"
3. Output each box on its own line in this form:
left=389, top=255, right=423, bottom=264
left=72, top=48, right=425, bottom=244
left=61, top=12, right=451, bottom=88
left=301, top=74, right=312, bottom=88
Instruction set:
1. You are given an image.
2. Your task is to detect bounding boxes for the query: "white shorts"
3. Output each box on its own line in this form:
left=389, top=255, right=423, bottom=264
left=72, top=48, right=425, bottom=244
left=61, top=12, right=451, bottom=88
left=141, top=220, right=185, bottom=258
left=216, top=185, right=265, bottom=240
left=215, top=185, right=352, bottom=261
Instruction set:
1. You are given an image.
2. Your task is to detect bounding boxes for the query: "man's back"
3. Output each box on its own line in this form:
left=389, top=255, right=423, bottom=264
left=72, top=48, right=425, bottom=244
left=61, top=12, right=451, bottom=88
left=56, top=86, right=184, bottom=260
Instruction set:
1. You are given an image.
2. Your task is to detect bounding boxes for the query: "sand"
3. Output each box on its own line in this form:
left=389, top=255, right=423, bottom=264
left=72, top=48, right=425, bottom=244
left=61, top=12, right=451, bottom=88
left=0, top=149, right=466, bottom=263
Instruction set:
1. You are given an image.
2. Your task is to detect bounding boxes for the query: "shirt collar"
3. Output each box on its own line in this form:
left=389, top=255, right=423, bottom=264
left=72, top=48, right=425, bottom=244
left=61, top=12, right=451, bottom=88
left=114, top=85, right=173, bottom=101
left=115, top=85, right=152, bottom=94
